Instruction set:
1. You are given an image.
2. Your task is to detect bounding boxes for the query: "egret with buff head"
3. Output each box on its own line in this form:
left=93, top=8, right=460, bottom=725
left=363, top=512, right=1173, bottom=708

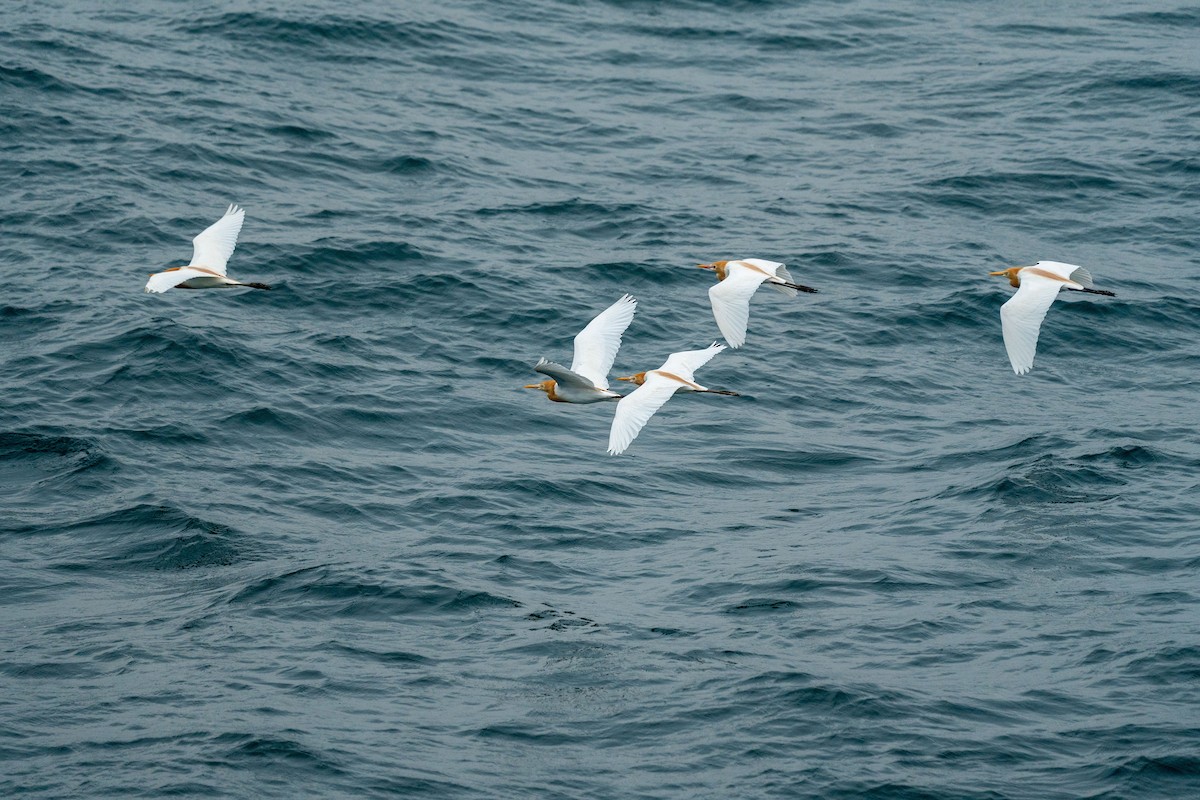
left=608, top=342, right=737, bottom=455
left=989, top=260, right=1115, bottom=375
left=697, top=258, right=816, bottom=348
left=524, top=294, right=638, bottom=404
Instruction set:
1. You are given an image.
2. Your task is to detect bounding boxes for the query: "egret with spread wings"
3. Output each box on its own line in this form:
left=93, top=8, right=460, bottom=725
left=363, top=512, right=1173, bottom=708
left=990, top=261, right=1115, bottom=375
left=144, top=204, right=270, bottom=293
left=607, top=342, right=737, bottom=455
left=697, top=258, right=816, bottom=348
left=525, top=294, right=638, bottom=403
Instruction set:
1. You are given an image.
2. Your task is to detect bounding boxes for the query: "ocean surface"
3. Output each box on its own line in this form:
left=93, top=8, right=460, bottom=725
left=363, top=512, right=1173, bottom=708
left=3, top=1, right=1199, bottom=797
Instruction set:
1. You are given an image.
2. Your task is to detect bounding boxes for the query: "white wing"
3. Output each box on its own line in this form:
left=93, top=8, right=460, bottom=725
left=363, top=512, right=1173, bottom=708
left=708, top=264, right=771, bottom=348
left=570, top=294, right=637, bottom=390
left=999, top=271, right=1065, bottom=375
left=659, top=342, right=725, bottom=383
left=534, top=358, right=597, bottom=391
left=607, top=372, right=682, bottom=455
left=145, top=267, right=210, bottom=293
left=189, top=204, right=245, bottom=276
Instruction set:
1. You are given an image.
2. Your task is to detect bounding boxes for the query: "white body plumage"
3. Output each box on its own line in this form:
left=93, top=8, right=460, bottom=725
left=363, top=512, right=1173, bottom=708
left=145, top=205, right=270, bottom=293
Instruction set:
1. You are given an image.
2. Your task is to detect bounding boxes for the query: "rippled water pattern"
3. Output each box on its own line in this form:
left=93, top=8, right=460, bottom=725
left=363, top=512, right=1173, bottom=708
left=3, top=1, right=1200, bottom=797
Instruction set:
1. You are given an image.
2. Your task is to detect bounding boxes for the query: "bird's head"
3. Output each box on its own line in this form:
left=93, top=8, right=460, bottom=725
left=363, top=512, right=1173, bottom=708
left=989, top=266, right=1024, bottom=288
left=616, top=372, right=647, bottom=386
left=523, top=379, right=559, bottom=400
left=697, top=260, right=729, bottom=281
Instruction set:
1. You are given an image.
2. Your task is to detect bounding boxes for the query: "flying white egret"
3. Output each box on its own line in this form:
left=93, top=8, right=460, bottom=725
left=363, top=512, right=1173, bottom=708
left=525, top=294, right=638, bottom=403
left=697, top=258, right=816, bottom=348
left=607, top=342, right=737, bottom=455
left=144, top=204, right=270, bottom=293
left=990, top=261, right=1115, bottom=375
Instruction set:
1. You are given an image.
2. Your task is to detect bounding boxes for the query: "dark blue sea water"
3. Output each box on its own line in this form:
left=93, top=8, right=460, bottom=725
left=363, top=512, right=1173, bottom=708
left=3, top=1, right=1200, bottom=797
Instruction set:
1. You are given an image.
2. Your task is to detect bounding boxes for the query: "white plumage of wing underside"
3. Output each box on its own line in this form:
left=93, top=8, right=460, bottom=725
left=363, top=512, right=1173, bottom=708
left=607, top=373, right=682, bottom=455
left=659, top=342, right=725, bottom=383
left=534, top=358, right=598, bottom=390
left=570, top=294, right=637, bottom=390
left=708, top=264, right=771, bottom=347
left=189, top=204, right=245, bottom=276
left=999, top=271, right=1066, bottom=374
left=145, top=267, right=212, bottom=293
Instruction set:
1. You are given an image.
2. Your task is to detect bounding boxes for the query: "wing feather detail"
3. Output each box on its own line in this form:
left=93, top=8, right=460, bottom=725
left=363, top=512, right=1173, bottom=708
left=189, top=204, right=245, bottom=276
left=999, top=271, right=1065, bottom=375
left=708, top=265, right=770, bottom=347
left=1067, top=266, right=1094, bottom=289
left=607, top=373, right=681, bottom=455
left=570, top=294, right=637, bottom=390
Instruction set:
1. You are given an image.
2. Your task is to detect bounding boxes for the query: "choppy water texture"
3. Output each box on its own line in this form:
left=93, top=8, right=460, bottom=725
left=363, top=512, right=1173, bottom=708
left=3, top=1, right=1200, bottom=797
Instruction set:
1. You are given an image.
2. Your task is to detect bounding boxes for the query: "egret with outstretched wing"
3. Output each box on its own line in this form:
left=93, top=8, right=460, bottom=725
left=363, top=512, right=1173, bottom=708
left=607, top=342, right=737, bottom=455
left=145, top=205, right=270, bottom=293
left=990, top=261, right=1115, bottom=375
left=698, top=258, right=816, bottom=348
left=525, top=294, right=638, bottom=403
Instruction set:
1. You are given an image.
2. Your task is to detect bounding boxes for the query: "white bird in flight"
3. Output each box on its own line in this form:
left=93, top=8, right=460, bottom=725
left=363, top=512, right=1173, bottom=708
left=525, top=294, right=638, bottom=403
left=144, top=204, right=270, bottom=293
left=697, top=258, right=817, bottom=348
left=608, top=342, right=737, bottom=455
left=990, top=261, right=1115, bottom=375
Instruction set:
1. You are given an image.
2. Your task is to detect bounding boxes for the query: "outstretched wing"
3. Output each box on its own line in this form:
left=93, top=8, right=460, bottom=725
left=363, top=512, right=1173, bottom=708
left=570, top=294, right=637, bottom=390
left=999, top=272, right=1065, bottom=375
left=534, top=358, right=599, bottom=390
left=607, top=373, right=681, bottom=455
left=659, top=342, right=725, bottom=383
left=189, top=204, right=245, bottom=275
left=145, top=267, right=209, bottom=293
left=708, top=265, right=770, bottom=348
